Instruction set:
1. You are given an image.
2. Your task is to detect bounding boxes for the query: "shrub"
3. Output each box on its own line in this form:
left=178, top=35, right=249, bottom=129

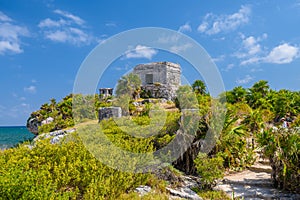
left=257, top=128, right=300, bottom=192
left=194, top=153, right=224, bottom=189
left=0, top=133, right=164, bottom=199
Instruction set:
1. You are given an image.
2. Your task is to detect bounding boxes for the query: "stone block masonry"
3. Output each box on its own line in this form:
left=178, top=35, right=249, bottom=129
left=98, top=107, right=122, bottom=122
left=133, top=61, right=181, bottom=100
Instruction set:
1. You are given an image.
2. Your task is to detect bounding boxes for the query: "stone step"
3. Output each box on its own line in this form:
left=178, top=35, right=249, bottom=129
left=249, top=163, right=272, bottom=173
left=257, top=159, right=270, bottom=165
left=222, top=177, right=272, bottom=188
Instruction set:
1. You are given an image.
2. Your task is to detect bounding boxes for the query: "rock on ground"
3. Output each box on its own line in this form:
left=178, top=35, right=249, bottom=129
left=167, top=187, right=202, bottom=200
left=134, top=185, right=151, bottom=196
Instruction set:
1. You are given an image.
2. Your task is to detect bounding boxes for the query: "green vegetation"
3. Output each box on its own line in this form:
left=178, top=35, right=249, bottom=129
left=9, top=78, right=300, bottom=198
left=28, top=94, right=103, bottom=134
left=196, top=190, right=230, bottom=200
left=175, top=79, right=300, bottom=192
left=115, top=73, right=141, bottom=100
left=257, top=128, right=300, bottom=192
left=194, top=153, right=224, bottom=189
left=0, top=133, right=167, bottom=199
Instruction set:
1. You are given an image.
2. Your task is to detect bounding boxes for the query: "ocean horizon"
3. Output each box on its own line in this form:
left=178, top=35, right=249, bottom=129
left=0, top=126, right=35, bottom=149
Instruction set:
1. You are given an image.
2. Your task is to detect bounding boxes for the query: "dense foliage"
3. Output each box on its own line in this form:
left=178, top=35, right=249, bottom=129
left=0, top=133, right=166, bottom=199
left=176, top=80, right=300, bottom=192
left=18, top=78, right=300, bottom=197
left=257, top=128, right=300, bottom=192
left=217, top=80, right=300, bottom=192
left=194, top=153, right=224, bottom=189
left=27, top=94, right=104, bottom=134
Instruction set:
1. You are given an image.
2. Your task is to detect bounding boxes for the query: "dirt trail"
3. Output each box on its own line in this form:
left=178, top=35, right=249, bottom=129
left=215, top=161, right=300, bottom=199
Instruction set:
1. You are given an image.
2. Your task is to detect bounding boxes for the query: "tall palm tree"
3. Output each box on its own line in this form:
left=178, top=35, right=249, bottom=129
left=232, top=86, right=247, bottom=103
left=250, top=80, right=270, bottom=96
left=192, top=80, right=207, bottom=95
left=248, top=80, right=270, bottom=109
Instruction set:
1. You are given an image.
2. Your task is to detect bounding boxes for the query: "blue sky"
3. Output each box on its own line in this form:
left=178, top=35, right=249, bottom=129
left=1, top=0, right=300, bottom=125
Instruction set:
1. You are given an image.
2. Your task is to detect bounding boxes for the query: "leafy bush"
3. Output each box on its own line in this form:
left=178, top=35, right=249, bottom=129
left=195, top=190, right=230, bottom=200
left=194, top=153, right=224, bottom=189
left=257, top=128, right=300, bottom=192
left=0, top=133, right=164, bottom=199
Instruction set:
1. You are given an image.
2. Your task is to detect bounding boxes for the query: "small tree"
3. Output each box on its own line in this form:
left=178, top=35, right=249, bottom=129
left=115, top=73, right=141, bottom=100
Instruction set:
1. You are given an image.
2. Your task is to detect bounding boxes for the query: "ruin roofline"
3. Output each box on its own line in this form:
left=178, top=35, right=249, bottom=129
left=134, top=61, right=181, bottom=71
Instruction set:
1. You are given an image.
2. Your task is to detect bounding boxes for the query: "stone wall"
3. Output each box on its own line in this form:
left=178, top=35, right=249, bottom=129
left=133, top=61, right=181, bottom=86
left=133, top=61, right=181, bottom=100
left=141, top=84, right=178, bottom=100
left=98, top=107, right=122, bottom=122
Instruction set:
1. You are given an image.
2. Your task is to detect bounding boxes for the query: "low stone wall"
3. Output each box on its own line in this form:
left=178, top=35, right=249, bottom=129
left=98, top=107, right=122, bottom=122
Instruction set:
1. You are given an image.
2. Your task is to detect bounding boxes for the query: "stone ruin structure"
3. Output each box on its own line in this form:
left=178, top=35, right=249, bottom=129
left=97, top=62, right=181, bottom=121
left=98, top=107, right=122, bottom=122
left=133, top=61, right=181, bottom=100
left=99, top=88, right=113, bottom=98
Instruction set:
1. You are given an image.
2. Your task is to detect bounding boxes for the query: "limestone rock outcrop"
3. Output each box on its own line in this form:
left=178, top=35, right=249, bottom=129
left=26, top=117, right=40, bottom=135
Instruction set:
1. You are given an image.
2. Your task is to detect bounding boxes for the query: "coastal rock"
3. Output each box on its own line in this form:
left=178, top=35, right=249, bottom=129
left=41, top=117, right=54, bottom=125
left=32, top=128, right=76, bottom=145
left=50, top=135, right=65, bottom=144
left=26, top=117, right=40, bottom=135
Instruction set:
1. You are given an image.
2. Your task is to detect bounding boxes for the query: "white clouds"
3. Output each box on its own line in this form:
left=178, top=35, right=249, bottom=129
left=39, top=9, right=93, bottom=45
left=45, top=30, right=68, bottom=42
left=38, top=18, right=67, bottom=28
left=242, top=36, right=261, bottom=55
left=105, top=22, right=117, bottom=27
left=234, top=33, right=267, bottom=64
left=125, top=45, right=157, bottom=60
left=24, top=86, right=37, bottom=94
left=178, top=23, right=192, bottom=32
left=0, top=41, right=23, bottom=54
left=0, top=11, right=29, bottom=55
left=45, top=28, right=89, bottom=44
left=222, top=63, right=235, bottom=72
left=264, top=43, right=299, bottom=64
left=156, top=33, right=193, bottom=53
left=0, top=11, right=12, bottom=22
left=197, top=22, right=208, bottom=33
left=240, top=57, right=261, bottom=66
left=238, top=39, right=299, bottom=65
left=170, top=43, right=192, bottom=53
left=157, top=34, right=180, bottom=44
left=236, top=75, right=254, bottom=84
left=198, top=5, right=251, bottom=35
left=212, top=55, right=225, bottom=63
left=53, top=9, right=85, bottom=25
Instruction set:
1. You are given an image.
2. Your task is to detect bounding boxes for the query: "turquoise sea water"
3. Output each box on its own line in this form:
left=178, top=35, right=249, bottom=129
left=0, top=126, right=35, bottom=149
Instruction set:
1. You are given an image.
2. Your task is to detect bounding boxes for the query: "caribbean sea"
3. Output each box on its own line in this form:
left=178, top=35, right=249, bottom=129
left=0, top=126, right=34, bottom=149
